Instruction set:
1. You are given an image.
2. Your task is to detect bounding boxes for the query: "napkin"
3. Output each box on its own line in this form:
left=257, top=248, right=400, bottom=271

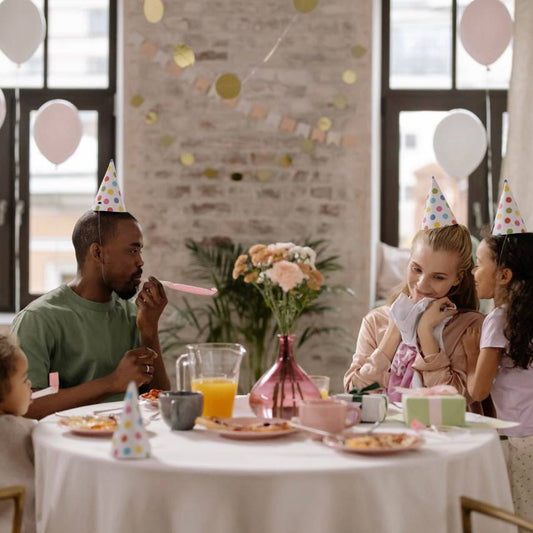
left=390, top=293, right=454, bottom=350
left=111, top=381, right=151, bottom=459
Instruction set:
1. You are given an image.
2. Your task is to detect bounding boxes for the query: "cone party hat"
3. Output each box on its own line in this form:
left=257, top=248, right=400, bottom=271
left=420, top=176, right=457, bottom=230
left=111, top=381, right=151, bottom=459
left=492, top=180, right=527, bottom=235
left=91, top=160, right=127, bottom=212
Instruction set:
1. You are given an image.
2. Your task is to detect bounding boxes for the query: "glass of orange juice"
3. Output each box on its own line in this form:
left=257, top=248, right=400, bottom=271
left=176, top=343, right=246, bottom=418
left=309, top=375, right=330, bottom=399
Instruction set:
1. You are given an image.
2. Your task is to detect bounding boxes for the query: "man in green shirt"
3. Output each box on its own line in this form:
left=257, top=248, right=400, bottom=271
left=12, top=207, right=171, bottom=419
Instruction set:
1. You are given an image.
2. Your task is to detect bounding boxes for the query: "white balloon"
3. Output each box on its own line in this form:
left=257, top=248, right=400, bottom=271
left=0, top=89, right=6, bottom=130
left=433, top=109, right=488, bottom=179
left=0, top=0, right=46, bottom=65
left=33, top=100, right=83, bottom=165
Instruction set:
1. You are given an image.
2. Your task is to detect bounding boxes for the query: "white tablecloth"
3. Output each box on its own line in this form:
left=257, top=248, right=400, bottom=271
left=33, top=397, right=515, bottom=533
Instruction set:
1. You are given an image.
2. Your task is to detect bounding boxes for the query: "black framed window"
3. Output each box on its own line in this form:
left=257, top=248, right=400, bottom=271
left=382, top=0, right=512, bottom=247
left=0, top=0, right=116, bottom=311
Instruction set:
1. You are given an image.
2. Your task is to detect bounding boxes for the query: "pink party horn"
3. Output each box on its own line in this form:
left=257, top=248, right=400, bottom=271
left=161, top=281, right=217, bottom=296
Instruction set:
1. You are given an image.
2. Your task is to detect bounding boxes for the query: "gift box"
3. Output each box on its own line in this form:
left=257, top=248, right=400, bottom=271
left=402, top=394, right=466, bottom=427
left=334, top=393, right=388, bottom=423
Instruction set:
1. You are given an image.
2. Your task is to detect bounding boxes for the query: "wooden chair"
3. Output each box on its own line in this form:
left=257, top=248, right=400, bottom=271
left=0, top=485, right=25, bottom=533
left=461, top=496, right=533, bottom=533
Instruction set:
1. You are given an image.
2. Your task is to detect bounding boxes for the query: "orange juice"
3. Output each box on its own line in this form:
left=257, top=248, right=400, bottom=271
left=320, top=389, right=329, bottom=399
left=191, top=378, right=237, bottom=417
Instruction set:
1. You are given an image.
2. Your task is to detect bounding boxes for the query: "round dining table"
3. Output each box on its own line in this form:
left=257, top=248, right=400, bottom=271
left=33, top=397, right=515, bottom=533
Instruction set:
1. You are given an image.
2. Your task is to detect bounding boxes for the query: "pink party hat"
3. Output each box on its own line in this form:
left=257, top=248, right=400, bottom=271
left=420, top=177, right=457, bottom=230
left=91, top=160, right=127, bottom=212
left=111, top=381, right=151, bottom=459
left=492, top=180, right=527, bottom=235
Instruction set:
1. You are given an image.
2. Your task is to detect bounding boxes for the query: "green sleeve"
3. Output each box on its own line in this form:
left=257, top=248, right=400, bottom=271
left=11, top=310, right=55, bottom=390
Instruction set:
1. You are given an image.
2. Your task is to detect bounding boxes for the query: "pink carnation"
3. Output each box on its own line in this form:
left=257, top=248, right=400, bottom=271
left=265, top=260, right=306, bottom=292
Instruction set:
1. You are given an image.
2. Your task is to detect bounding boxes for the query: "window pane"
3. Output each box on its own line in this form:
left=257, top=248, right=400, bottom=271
left=48, top=0, right=109, bottom=88
left=399, top=111, right=468, bottom=247
left=29, top=110, right=98, bottom=294
left=0, top=0, right=44, bottom=88
left=390, top=0, right=452, bottom=89
left=456, top=0, right=514, bottom=89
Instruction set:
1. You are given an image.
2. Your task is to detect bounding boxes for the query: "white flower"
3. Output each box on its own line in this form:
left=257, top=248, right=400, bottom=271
left=289, top=245, right=317, bottom=267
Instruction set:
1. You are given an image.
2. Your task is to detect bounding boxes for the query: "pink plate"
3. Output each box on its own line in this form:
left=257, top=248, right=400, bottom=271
left=201, top=417, right=299, bottom=440
left=322, top=432, right=424, bottom=455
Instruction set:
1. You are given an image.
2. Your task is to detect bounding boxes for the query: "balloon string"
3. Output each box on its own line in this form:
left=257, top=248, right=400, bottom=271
left=485, top=66, right=494, bottom=223
left=242, top=14, right=298, bottom=86
left=14, top=70, right=22, bottom=312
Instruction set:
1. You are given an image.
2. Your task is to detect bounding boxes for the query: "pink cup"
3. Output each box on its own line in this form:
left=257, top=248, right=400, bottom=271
left=298, top=399, right=361, bottom=435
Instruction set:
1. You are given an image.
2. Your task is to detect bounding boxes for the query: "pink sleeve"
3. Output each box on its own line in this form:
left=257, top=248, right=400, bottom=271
left=344, top=314, right=393, bottom=391
left=480, top=308, right=508, bottom=350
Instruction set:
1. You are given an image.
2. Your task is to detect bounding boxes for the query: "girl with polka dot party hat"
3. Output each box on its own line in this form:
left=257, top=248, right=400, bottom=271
left=345, top=177, right=483, bottom=410
left=462, top=180, right=533, bottom=521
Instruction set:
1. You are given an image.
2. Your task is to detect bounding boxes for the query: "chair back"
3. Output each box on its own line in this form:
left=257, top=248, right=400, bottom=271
left=0, top=485, right=25, bottom=533
left=461, top=496, right=533, bottom=533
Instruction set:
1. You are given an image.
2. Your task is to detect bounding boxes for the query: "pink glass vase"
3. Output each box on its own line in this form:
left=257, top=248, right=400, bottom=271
left=249, top=334, right=321, bottom=419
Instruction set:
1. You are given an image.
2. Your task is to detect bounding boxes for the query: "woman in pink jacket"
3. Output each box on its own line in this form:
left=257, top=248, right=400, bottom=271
left=344, top=223, right=484, bottom=400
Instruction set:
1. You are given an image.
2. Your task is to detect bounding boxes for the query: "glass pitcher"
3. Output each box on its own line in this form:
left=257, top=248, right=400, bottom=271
left=176, top=343, right=246, bottom=418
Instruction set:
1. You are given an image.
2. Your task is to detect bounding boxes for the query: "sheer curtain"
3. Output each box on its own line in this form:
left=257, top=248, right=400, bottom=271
left=501, top=0, right=533, bottom=227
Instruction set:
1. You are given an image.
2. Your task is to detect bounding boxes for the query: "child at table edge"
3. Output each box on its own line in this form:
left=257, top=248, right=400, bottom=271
left=463, top=232, right=533, bottom=522
left=0, top=334, right=36, bottom=533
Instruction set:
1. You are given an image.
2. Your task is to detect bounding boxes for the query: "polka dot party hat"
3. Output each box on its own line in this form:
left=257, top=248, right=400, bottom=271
left=420, top=177, right=457, bottom=230
left=492, top=180, right=527, bottom=235
left=91, top=160, right=127, bottom=212
left=111, top=381, right=151, bottom=460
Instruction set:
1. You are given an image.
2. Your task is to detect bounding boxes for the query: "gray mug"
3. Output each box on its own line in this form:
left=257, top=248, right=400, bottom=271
left=158, top=391, right=204, bottom=431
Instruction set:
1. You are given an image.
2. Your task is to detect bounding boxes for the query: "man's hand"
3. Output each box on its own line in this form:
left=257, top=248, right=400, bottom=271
left=108, top=346, right=159, bottom=393
left=136, top=276, right=167, bottom=337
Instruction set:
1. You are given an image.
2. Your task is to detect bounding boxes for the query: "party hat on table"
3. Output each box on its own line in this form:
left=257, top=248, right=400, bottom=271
left=91, top=160, right=127, bottom=212
left=111, top=381, right=151, bottom=459
left=492, top=180, right=527, bottom=235
left=420, top=176, right=457, bottom=230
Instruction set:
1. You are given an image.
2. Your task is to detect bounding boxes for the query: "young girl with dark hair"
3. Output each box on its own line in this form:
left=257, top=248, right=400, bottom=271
left=463, top=232, right=533, bottom=520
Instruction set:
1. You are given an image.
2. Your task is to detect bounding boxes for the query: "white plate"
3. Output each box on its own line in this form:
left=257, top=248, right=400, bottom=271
left=58, top=415, right=150, bottom=437
left=200, top=417, right=299, bottom=440
left=58, top=416, right=118, bottom=437
left=323, top=432, right=424, bottom=455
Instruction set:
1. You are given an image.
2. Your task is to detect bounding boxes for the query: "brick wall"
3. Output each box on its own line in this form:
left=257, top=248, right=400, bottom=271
left=121, top=0, right=374, bottom=392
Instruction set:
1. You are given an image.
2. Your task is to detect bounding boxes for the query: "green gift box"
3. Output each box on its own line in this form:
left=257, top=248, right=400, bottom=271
left=402, top=394, right=466, bottom=427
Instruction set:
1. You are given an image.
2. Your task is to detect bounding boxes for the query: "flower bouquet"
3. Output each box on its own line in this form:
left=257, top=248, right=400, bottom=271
left=233, top=242, right=324, bottom=418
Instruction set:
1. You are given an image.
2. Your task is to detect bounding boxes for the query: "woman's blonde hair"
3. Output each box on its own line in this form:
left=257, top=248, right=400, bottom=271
left=387, top=224, right=478, bottom=311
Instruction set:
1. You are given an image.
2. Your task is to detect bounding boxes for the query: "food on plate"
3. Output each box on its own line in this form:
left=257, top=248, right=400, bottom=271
left=196, top=416, right=292, bottom=433
left=59, top=415, right=118, bottom=431
left=140, top=389, right=163, bottom=401
left=344, top=432, right=420, bottom=450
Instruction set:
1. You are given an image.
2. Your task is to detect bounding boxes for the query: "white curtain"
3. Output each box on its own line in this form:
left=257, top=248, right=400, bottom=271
left=501, top=0, right=533, bottom=228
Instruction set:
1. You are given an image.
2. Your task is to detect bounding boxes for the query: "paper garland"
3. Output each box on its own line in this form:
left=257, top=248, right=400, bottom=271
left=129, top=32, right=359, bottom=151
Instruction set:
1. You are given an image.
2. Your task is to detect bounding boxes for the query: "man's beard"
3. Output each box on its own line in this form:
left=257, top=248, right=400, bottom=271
left=114, top=286, right=137, bottom=300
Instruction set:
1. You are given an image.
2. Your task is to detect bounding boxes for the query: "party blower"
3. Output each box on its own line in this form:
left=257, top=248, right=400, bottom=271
left=141, top=280, right=217, bottom=296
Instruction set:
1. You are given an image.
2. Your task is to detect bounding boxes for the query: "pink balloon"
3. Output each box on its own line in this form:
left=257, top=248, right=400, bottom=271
left=33, top=100, right=83, bottom=165
left=459, top=0, right=513, bottom=67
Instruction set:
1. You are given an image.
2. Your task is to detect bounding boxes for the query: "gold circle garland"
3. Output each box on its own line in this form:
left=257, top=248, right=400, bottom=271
left=293, top=0, right=318, bottom=14
left=173, top=44, right=195, bottom=68
left=216, top=73, right=242, bottom=100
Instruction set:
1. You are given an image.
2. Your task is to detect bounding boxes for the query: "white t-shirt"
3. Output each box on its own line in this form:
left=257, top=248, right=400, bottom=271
left=482, top=306, right=533, bottom=437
